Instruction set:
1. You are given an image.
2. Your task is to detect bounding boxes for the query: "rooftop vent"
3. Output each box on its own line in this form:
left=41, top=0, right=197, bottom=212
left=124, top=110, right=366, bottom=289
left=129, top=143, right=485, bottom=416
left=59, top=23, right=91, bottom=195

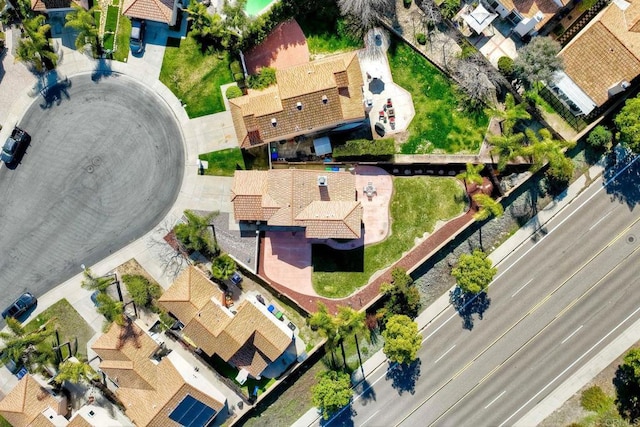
left=271, top=118, right=277, bottom=126
left=317, top=176, right=328, bottom=186
left=296, top=102, right=303, bottom=110
left=621, top=81, right=631, bottom=89
left=322, top=95, right=328, bottom=104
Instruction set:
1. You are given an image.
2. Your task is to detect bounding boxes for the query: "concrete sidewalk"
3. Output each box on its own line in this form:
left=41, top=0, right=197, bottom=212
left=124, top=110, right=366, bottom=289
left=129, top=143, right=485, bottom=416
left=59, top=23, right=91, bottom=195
left=294, top=161, right=613, bottom=427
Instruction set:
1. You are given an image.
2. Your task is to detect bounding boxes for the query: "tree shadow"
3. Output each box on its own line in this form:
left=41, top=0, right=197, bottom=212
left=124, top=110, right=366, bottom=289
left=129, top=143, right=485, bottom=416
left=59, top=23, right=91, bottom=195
left=321, top=404, right=356, bottom=427
left=39, top=77, right=72, bottom=109
left=91, top=58, right=114, bottom=82
left=385, top=359, right=422, bottom=395
left=449, top=287, right=491, bottom=330
left=613, top=363, right=640, bottom=422
left=353, top=378, right=377, bottom=405
left=602, top=146, right=640, bottom=210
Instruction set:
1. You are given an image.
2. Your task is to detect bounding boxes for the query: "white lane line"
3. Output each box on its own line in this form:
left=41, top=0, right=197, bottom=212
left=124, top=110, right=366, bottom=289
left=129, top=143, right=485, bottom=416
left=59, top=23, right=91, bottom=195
left=434, top=345, right=456, bottom=364
left=511, top=279, right=533, bottom=298
left=360, top=410, right=380, bottom=427
left=561, top=325, right=584, bottom=344
left=484, top=390, right=507, bottom=409
left=499, top=305, right=640, bottom=427
left=589, top=211, right=613, bottom=231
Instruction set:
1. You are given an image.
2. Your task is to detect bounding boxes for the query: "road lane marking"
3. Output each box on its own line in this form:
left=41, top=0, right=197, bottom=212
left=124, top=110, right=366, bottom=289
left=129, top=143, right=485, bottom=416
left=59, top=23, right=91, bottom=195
left=511, top=279, right=533, bottom=298
left=499, top=304, right=640, bottom=427
left=484, top=390, right=506, bottom=409
left=589, top=211, right=613, bottom=231
left=434, top=345, right=456, bottom=364
left=561, top=325, right=584, bottom=344
left=360, top=410, right=380, bottom=427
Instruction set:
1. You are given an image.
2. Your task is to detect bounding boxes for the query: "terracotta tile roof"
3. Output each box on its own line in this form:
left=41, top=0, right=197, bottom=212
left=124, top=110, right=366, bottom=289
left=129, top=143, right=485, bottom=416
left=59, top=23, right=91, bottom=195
left=229, top=52, right=365, bottom=148
left=122, top=0, right=174, bottom=23
left=232, top=169, right=362, bottom=239
left=31, top=0, right=86, bottom=11
left=560, top=0, right=640, bottom=106
left=67, top=415, right=94, bottom=427
left=498, top=0, right=560, bottom=29
left=228, top=337, right=270, bottom=377
left=92, top=322, right=225, bottom=426
left=0, top=375, right=64, bottom=427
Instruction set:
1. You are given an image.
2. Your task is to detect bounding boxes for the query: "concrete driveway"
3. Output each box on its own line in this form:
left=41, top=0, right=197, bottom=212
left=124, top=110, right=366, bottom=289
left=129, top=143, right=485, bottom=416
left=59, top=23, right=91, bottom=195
left=0, top=75, right=184, bottom=319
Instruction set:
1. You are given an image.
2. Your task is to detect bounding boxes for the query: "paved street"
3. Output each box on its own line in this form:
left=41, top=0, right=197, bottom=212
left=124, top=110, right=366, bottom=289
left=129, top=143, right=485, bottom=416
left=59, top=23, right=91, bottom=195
left=0, top=75, right=184, bottom=319
left=321, top=156, right=640, bottom=427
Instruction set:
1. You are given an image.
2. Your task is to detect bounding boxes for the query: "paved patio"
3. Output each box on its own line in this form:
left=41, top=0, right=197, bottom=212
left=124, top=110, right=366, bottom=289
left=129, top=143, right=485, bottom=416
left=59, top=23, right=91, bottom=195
left=466, top=18, right=524, bottom=65
left=244, top=20, right=309, bottom=74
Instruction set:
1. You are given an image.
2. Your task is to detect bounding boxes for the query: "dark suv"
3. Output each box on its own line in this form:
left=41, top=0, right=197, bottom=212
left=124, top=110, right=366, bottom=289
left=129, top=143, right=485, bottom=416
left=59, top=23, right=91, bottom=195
left=2, top=292, right=37, bottom=320
left=130, top=19, right=146, bottom=55
left=1, top=127, right=29, bottom=164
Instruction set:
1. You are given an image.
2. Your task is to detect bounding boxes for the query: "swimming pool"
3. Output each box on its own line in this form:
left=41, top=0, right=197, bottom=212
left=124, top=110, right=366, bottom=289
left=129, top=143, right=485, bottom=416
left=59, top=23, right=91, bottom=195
left=244, top=0, right=277, bottom=16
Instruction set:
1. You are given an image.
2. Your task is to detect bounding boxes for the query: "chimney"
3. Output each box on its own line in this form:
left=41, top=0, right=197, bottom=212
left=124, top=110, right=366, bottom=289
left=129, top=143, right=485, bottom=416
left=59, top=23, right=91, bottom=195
left=317, top=176, right=327, bottom=186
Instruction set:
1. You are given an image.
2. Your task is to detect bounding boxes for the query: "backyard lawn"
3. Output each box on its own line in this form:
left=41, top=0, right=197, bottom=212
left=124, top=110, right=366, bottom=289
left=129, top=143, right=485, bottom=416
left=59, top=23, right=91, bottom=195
left=388, top=42, right=489, bottom=154
left=297, top=9, right=362, bottom=54
left=313, top=177, right=466, bottom=298
left=199, top=148, right=246, bottom=176
left=160, top=37, right=233, bottom=118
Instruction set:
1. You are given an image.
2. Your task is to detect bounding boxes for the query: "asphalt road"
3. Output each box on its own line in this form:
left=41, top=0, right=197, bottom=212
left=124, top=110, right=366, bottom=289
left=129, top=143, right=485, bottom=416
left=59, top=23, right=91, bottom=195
left=326, top=157, right=640, bottom=427
left=0, top=74, right=184, bottom=318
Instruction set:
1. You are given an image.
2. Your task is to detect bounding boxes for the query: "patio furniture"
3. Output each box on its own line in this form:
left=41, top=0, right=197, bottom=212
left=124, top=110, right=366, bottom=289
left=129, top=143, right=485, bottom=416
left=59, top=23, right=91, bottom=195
left=387, top=107, right=395, bottom=118
left=364, top=182, right=376, bottom=198
left=387, top=98, right=393, bottom=108
left=378, top=110, right=385, bottom=121
left=389, top=116, right=396, bottom=130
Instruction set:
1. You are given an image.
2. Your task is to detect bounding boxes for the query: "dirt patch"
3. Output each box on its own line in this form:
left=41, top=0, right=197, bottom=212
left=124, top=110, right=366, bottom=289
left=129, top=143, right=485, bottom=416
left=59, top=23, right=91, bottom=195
left=116, top=258, right=159, bottom=285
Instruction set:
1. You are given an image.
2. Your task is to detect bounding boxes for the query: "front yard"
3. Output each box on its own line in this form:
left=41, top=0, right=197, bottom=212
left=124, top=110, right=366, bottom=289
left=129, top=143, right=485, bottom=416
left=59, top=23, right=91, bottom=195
left=312, top=176, right=466, bottom=298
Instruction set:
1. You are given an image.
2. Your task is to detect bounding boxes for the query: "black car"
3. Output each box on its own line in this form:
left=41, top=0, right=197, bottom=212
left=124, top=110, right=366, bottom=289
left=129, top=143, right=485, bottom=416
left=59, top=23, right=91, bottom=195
left=130, top=19, right=146, bottom=54
left=1, top=127, right=29, bottom=164
left=2, top=292, right=37, bottom=319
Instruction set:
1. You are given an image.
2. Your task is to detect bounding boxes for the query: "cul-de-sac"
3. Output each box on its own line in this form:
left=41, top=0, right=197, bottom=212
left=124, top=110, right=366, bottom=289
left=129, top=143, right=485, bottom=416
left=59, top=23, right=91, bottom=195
left=0, top=0, right=639, bottom=425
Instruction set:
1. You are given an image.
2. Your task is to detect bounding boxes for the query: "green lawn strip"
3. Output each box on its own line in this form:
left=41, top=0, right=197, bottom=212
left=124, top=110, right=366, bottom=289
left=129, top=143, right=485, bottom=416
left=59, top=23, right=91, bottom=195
left=25, top=299, right=96, bottom=360
left=102, top=32, right=114, bottom=51
left=313, top=177, right=465, bottom=298
left=114, top=15, right=131, bottom=62
left=388, top=42, right=489, bottom=154
left=198, top=148, right=245, bottom=176
left=104, top=5, right=119, bottom=32
left=207, top=353, right=275, bottom=397
left=159, top=36, right=233, bottom=118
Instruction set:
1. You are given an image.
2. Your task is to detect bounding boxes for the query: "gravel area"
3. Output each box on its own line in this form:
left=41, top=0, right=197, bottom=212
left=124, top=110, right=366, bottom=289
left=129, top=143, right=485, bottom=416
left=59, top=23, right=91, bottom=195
left=212, top=212, right=258, bottom=272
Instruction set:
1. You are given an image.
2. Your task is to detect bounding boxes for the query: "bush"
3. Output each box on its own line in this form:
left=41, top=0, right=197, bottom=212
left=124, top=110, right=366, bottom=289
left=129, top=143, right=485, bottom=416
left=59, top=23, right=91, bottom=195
left=497, top=56, right=514, bottom=77
left=211, top=254, right=237, bottom=281
left=230, top=60, right=242, bottom=75
left=416, top=33, right=427, bottom=45
left=587, top=125, right=613, bottom=149
left=333, top=138, right=396, bottom=160
left=403, top=0, right=412, bottom=7
left=225, top=85, right=243, bottom=99
left=247, top=66, right=277, bottom=90
left=123, top=274, right=162, bottom=308
left=580, top=386, right=612, bottom=413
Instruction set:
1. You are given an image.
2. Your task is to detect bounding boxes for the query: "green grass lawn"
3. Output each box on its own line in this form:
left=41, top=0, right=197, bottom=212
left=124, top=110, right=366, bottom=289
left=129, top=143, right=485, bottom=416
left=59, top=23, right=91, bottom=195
left=160, top=37, right=233, bottom=118
left=207, top=353, right=275, bottom=398
left=114, top=14, right=131, bottom=62
left=313, top=177, right=465, bottom=297
left=388, top=42, right=489, bottom=154
left=104, top=5, right=119, bottom=32
left=199, top=148, right=246, bottom=176
left=102, top=32, right=114, bottom=52
left=25, top=299, right=96, bottom=360
left=297, top=12, right=362, bottom=54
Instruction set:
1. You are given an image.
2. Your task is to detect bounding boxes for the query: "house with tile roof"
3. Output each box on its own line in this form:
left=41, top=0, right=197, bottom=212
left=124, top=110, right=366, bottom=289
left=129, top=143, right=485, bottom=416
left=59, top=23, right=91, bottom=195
left=552, top=0, right=640, bottom=115
left=91, top=319, right=227, bottom=426
left=231, top=169, right=363, bottom=240
left=122, top=0, right=178, bottom=25
left=0, top=374, right=68, bottom=427
left=483, top=0, right=566, bottom=36
left=31, top=0, right=88, bottom=13
left=229, top=51, right=365, bottom=149
left=158, top=266, right=295, bottom=380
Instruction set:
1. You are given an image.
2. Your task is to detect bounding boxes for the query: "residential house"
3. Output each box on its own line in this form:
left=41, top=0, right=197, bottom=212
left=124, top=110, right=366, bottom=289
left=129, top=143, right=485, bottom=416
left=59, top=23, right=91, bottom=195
left=122, top=0, right=179, bottom=25
left=229, top=51, right=365, bottom=149
left=0, top=374, right=68, bottom=427
left=483, top=0, right=566, bottom=36
left=553, top=0, right=640, bottom=115
left=31, top=0, right=88, bottom=14
left=231, top=169, right=363, bottom=240
left=158, top=266, right=294, bottom=381
left=91, top=320, right=227, bottom=426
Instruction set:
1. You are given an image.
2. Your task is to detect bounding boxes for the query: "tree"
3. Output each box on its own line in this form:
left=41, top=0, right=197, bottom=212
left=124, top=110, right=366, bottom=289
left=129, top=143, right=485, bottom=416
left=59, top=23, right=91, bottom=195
left=419, top=0, right=442, bottom=31
left=122, top=274, right=162, bottom=308
left=380, top=268, right=421, bottom=320
left=336, top=306, right=366, bottom=374
left=473, top=193, right=504, bottom=221
left=440, top=0, right=460, bottom=19
left=488, top=93, right=531, bottom=135
left=211, top=254, right=236, bottom=281
left=15, top=15, right=58, bottom=72
left=312, top=370, right=353, bottom=420
left=489, top=131, right=525, bottom=171
left=455, top=56, right=498, bottom=108
left=456, top=163, right=484, bottom=193
left=65, top=4, right=99, bottom=56
left=615, top=348, right=640, bottom=421
left=223, top=0, right=248, bottom=36
left=54, top=358, right=98, bottom=385
left=95, top=292, right=125, bottom=327
left=310, top=303, right=340, bottom=364
left=615, top=96, right=640, bottom=154
left=451, top=249, right=497, bottom=294
left=0, top=317, right=56, bottom=374
left=522, top=128, right=576, bottom=182
left=185, top=3, right=228, bottom=49
left=513, top=36, right=563, bottom=89
left=337, top=0, right=391, bottom=37
left=586, top=125, right=613, bottom=150
left=81, top=268, right=113, bottom=292
left=382, top=314, right=421, bottom=365
left=174, top=210, right=218, bottom=257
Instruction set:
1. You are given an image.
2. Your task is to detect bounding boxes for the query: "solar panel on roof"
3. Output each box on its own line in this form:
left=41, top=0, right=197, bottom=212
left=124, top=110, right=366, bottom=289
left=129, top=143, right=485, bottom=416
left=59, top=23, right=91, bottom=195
left=169, top=395, right=216, bottom=427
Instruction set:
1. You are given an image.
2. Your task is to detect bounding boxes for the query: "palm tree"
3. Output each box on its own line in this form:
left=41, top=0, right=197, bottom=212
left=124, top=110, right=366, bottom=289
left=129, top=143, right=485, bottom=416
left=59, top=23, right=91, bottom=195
left=211, top=254, right=236, bottom=281
left=487, top=93, right=531, bottom=135
left=174, top=210, right=219, bottom=257
left=65, top=4, right=99, bottom=56
left=0, top=317, right=56, bottom=374
left=336, top=306, right=366, bottom=376
left=95, top=292, right=125, bottom=328
left=521, top=129, right=576, bottom=181
left=54, top=358, right=98, bottom=385
left=309, top=303, right=340, bottom=366
left=185, top=3, right=228, bottom=48
left=489, top=131, right=525, bottom=171
left=81, top=268, right=113, bottom=292
left=15, top=15, right=58, bottom=73
left=456, top=163, right=484, bottom=194
left=473, top=193, right=504, bottom=221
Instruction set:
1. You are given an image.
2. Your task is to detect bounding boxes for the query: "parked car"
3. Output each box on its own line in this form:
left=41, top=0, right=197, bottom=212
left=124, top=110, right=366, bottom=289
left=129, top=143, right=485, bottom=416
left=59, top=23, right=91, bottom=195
left=129, top=19, right=146, bottom=54
left=1, top=127, right=29, bottom=164
left=2, top=292, right=37, bottom=319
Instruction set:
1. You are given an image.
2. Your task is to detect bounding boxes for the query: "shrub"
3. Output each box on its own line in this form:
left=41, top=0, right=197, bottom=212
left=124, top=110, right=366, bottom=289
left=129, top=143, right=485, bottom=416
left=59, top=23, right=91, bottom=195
left=580, top=386, right=612, bottom=413
left=586, top=125, right=613, bottom=149
left=416, top=33, right=427, bottom=45
left=247, top=66, right=277, bottom=90
left=403, top=0, right=412, bottom=7
left=230, top=60, right=242, bottom=75
left=333, top=138, right=395, bottom=160
left=497, top=56, right=514, bottom=77
left=225, top=85, right=243, bottom=99
left=211, top=254, right=237, bottom=281
left=441, top=0, right=460, bottom=19
left=123, top=274, right=162, bottom=308
left=233, top=72, right=245, bottom=83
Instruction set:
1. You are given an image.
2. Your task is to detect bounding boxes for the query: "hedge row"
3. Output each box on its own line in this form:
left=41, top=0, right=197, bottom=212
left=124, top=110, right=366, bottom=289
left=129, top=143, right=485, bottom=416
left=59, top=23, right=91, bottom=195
left=333, top=138, right=396, bottom=160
